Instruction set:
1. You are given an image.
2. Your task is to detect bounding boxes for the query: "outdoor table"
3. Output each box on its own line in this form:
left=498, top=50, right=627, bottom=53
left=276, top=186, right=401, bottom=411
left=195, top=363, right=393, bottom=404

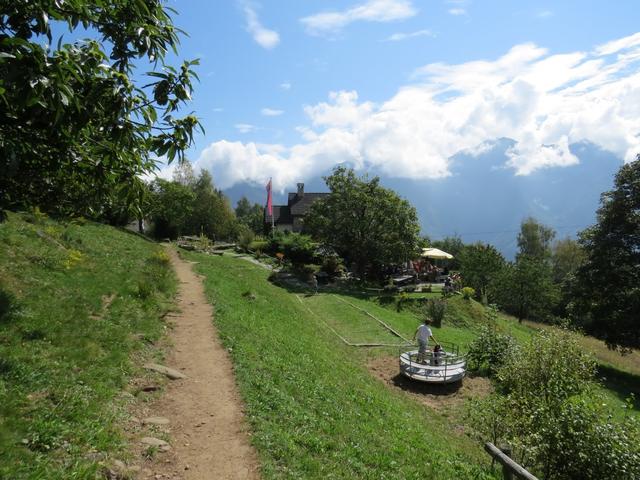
left=392, top=275, right=414, bottom=286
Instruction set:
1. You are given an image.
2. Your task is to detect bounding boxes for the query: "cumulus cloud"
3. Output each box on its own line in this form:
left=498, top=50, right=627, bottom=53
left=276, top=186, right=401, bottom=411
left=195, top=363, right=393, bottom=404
left=241, top=2, right=280, bottom=49
left=280, top=82, right=292, bottom=90
left=385, top=29, right=434, bottom=42
left=301, top=0, right=417, bottom=36
left=448, top=8, right=466, bottom=15
left=261, top=107, right=284, bottom=116
left=195, top=32, right=640, bottom=189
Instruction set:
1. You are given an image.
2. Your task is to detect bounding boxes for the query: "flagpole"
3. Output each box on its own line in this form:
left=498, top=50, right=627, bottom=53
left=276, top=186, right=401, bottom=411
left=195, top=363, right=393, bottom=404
left=270, top=177, right=274, bottom=229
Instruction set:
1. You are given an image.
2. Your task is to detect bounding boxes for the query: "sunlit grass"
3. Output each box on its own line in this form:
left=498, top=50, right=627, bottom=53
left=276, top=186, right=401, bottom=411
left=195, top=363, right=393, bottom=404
left=189, top=252, right=497, bottom=479
left=0, top=212, right=175, bottom=479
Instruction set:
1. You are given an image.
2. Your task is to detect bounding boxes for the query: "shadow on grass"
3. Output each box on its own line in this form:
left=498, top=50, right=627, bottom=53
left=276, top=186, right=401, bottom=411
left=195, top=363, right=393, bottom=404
left=0, top=288, right=19, bottom=325
left=390, top=373, right=463, bottom=396
left=597, top=364, right=640, bottom=411
left=271, top=275, right=389, bottom=302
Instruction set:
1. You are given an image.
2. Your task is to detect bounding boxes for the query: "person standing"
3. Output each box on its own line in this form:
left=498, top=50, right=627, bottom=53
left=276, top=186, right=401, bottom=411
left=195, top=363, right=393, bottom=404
left=413, top=318, right=438, bottom=363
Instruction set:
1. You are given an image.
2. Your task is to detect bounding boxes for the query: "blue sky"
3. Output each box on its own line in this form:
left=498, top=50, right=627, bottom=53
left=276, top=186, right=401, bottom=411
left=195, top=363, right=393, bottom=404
left=152, top=0, right=640, bottom=193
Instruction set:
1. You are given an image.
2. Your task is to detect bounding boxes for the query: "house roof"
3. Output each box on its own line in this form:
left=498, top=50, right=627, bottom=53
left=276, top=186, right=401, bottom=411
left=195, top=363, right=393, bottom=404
left=265, top=205, right=293, bottom=225
left=287, top=192, right=329, bottom=216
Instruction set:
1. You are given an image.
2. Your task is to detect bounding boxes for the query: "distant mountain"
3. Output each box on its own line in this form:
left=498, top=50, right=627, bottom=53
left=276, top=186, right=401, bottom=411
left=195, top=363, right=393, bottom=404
left=223, top=141, right=622, bottom=259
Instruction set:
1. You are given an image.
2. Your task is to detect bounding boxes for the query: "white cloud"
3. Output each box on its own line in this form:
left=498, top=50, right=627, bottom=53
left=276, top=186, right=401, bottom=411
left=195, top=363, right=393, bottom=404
left=235, top=123, right=256, bottom=133
left=241, top=2, right=280, bottom=49
left=280, top=82, right=292, bottom=90
left=195, top=32, right=640, bottom=189
left=447, top=0, right=469, bottom=16
left=595, top=31, right=640, bottom=56
left=536, top=10, right=553, bottom=18
left=385, top=29, right=434, bottom=42
left=301, top=0, right=417, bottom=36
left=261, top=107, right=284, bottom=116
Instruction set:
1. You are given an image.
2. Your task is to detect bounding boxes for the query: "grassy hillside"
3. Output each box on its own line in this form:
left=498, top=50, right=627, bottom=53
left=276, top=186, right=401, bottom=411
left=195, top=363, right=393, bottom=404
left=188, top=252, right=497, bottom=479
left=190, top=251, right=638, bottom=479
left=0, top=212, right=175, bottom=479
left=337, top=289, right=639, bottom=414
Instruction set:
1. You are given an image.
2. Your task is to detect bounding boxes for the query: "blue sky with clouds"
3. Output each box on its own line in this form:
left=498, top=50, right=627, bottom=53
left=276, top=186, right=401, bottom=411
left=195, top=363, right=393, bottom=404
left=157, top=0, right=640, bottom=192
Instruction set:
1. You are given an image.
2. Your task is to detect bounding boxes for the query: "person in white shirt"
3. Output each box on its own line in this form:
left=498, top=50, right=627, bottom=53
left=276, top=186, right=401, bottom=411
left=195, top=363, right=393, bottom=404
left=413, top=318, right=438, bottom=364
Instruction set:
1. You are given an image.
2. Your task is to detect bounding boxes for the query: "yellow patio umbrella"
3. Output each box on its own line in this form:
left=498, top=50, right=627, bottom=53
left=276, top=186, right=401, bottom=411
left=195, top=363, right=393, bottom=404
left=420, top=247, right=454, bottom=259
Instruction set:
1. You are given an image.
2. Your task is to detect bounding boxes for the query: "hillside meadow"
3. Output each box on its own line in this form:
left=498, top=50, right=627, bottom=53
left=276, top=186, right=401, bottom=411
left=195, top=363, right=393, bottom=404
left=187, top=251, right=501, bottom=479
left=0, top=212, right=176, bottom=478
left=188, top=250, right=639, bottom=479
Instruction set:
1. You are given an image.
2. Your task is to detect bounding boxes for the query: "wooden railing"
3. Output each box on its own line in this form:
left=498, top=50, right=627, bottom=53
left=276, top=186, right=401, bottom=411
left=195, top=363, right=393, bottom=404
left=484, top=443, right=538, bottom=480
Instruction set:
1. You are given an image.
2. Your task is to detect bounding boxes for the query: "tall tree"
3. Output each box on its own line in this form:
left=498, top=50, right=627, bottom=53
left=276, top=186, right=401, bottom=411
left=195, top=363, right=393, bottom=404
left=551, top=237, right=586, bottom=284
left=150, top=179, right=195, bottom=239
left=305, top=167, right=420, bottom=279
left=459, top=243, right=506, bottom=303
left=571, top=157, right=640, bottom=350
left=492, top=256, right=557, bottom=322
left=189, top=171, right=236, bottom=240
left=173, top=161, right=196, bottom=187
left=235, top=196, right=264, bottom=235
left=0, top=1, right=201, bottom=218
left=517, top=217, right=556, bottom=261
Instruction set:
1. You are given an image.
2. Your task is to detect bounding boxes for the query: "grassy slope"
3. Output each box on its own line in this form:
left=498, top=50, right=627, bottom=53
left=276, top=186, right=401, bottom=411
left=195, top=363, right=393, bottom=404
left=337, top=291, right=639, bottom=414
left=0, top=212, right=175, bottom=479
left=189, top=253, right=497, bottom=479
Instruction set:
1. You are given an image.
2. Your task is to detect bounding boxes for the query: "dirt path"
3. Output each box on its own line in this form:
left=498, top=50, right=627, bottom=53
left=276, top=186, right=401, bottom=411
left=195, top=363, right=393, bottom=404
left=138, top=248, right=260, bottom=479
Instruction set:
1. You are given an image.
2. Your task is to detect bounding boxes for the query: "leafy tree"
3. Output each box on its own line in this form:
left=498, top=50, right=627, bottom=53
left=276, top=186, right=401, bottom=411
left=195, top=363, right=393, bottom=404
left=459, top=243, right=505, bottom=303
left=570, top=158, right=640, bottom=350
left=150, top=179, right=195, bottom=239
left=305, top=167, right=420, bottom=279
left=173, top=161, right=196, bottom=187
left=235, top=196, right=264, bottom=235
left=517, top=217, right=556, bottom=261
left=492, top=256, right=557, bottom=322
left=551, top=237, right=586, bottom=284
left=188, top=171, right=236, bottom=240
left=417, top=235, right=431, bottom=249
left=0, top=1, right=201, bottom=218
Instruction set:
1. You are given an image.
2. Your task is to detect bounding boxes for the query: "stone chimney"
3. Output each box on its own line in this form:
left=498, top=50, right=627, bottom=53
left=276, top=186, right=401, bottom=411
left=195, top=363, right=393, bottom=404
left=297, top=183, right=304, bottom=198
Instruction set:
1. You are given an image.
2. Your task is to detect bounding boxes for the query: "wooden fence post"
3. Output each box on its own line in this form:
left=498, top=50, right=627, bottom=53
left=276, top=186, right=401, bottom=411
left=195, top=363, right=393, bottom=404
left=484, top=442, right=539, bottom=480
left=500, top=446, right=513, bottom=480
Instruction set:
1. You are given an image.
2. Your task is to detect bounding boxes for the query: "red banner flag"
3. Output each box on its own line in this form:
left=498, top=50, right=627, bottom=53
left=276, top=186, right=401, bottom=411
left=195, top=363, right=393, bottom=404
left=266, top=178, right=273, bottom=217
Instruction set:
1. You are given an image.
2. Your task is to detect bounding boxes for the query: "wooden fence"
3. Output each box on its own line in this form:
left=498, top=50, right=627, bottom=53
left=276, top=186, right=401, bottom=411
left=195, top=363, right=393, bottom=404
left=484, top=443, right=538, bottom=480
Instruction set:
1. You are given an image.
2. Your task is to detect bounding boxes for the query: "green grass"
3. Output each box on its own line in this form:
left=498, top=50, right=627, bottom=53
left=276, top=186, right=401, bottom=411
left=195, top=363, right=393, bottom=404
left=261, top=270, right=639, bottom=418
left=188, top=252, right=498, bottom=479
left=0, top=212, right=176, bottom=479
left=345, top=289, right=639, bottom=416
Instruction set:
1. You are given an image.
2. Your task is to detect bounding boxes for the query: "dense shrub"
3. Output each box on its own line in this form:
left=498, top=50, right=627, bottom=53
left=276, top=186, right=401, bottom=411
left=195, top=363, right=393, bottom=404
left=426, top=298, right=447, bottom=327
left=461, top=286, right=475, bottom=300
left=469, top=330, right=640, bottom=480
left=466, top=326, right=517, bottom=376
left=268, top=231, right=317, bottom=266
left=249, top=240, right=269, bottom=253
left=237, top=225, right=255, bottom=252
left=320, top=255, right=344, bottom=278
left=396, top=292, right=410, bottom=311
